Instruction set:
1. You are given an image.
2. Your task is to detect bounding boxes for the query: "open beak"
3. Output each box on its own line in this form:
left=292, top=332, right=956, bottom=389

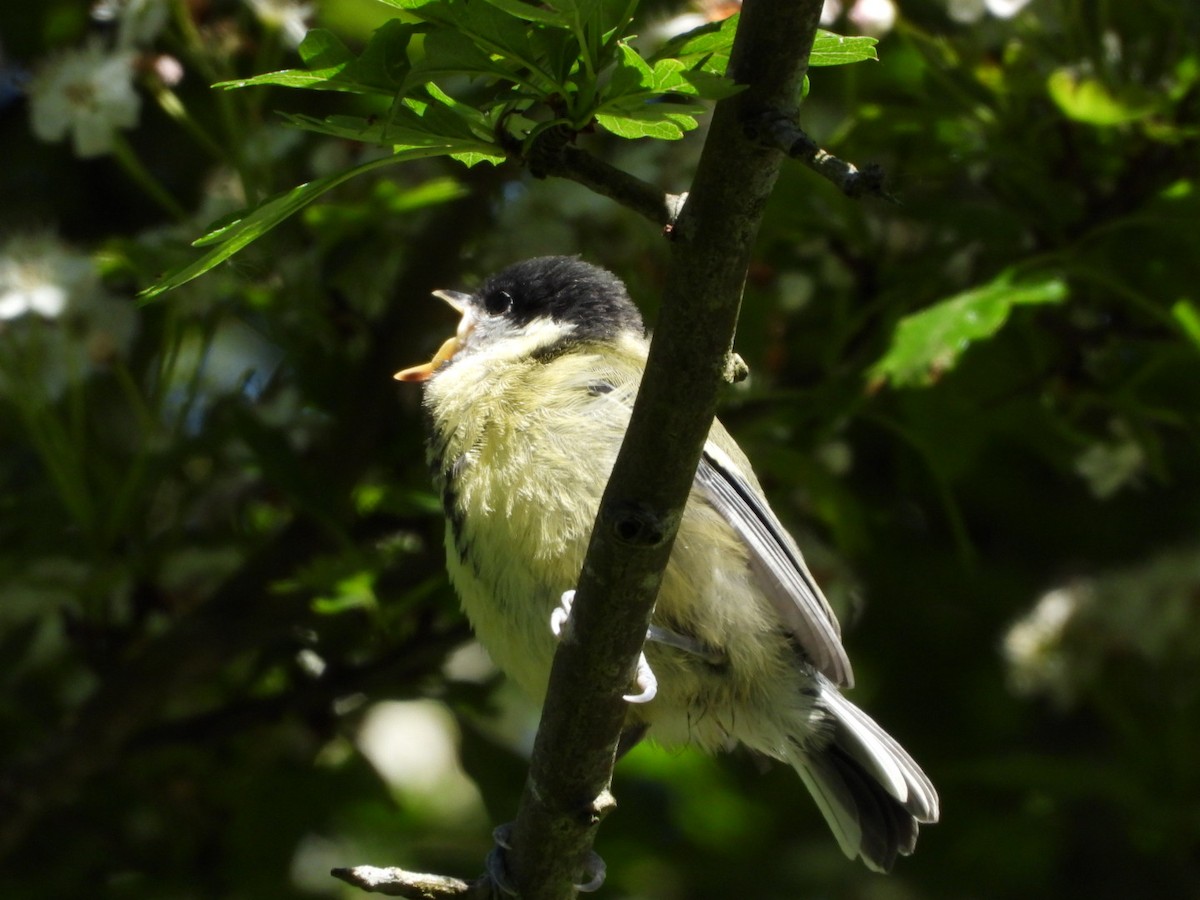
left=394, top=290, right=475, bottom=383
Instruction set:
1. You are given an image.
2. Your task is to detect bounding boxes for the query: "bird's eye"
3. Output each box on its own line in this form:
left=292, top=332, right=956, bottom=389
left=484, top=290, right=513, bottom=316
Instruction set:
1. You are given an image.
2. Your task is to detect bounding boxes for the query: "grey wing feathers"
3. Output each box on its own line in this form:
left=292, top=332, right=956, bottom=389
left=819, top=683, right=940, bottom=824
left=789, top=680, right=939, bottom=872
left=696, top=442, right=855, bottom=687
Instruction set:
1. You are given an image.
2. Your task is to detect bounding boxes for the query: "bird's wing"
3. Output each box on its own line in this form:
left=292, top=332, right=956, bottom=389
left=580, top=353, right=853, bottom=687
left=696, top=440, right=854, bottom=687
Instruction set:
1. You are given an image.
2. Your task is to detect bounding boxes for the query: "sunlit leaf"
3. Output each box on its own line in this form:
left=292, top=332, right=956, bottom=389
left=809, top=30, right=878, bottom=67
left=595, top=107, right=699, bottom=140
left=404, top=28, right=524, bottom=89
left=141, top=155, right=415, bottom=299
left=1047, top=69, right=1158, bottom=126
left=217, top=22, right=419, bottom=95
left=649, top=13, right=738, bottom=73
left=378, top=0, right=564, bottom=92
left=1171, top=299, right=1200, bottom=350
left=869, top=271, right=1069, bottom=388
left=479, top=0, right=571, bottom=26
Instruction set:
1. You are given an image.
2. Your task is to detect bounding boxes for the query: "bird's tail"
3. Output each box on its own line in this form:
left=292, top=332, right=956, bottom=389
left=785, top=682, right=940, bottom=872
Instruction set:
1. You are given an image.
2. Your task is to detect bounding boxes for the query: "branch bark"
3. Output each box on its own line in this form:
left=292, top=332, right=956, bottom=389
left=503, top=2, right=827, bottom=898
left=332, top=866, right=489, bottom=898
left=527, top=129, right=685, bottom=227
left=748, top=112, right=892, bottom=200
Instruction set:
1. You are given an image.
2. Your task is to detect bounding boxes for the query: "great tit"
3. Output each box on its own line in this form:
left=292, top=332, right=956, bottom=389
left=397, top=256, right=938, bottom=872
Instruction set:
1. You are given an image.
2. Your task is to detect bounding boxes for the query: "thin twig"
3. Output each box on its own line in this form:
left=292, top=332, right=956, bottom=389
left=528, top=127, right=686, bottom=227
left=747, top=111, right=894, bottom=201
left=332, top=866, right=491, bottom=899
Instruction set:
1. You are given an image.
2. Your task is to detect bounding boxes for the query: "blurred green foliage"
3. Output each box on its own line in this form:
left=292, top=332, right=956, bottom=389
left=1, top=1, right=1198, bottom=899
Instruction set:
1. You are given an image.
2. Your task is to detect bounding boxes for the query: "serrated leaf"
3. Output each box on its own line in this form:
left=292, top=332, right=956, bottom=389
left=679, top=68, right=743, bottom=100
left=451, top=149, right=508, bottom=166
left=380, top=0, right=563, bottom=92
left=423, top=81, right=494, bottom=134
left=869, top=271, right=1069, bottom=388
left=352, top=18, right=420, bottom=90
left=282, top=103, right=502, bottom=159
left=281, top=112, right=451, bottom=146
left=605, top=42, right=731, bottom=105
left=649, top=12, right=738, bottom=73
left=404, top=28, right=522, bottom=89
left=606, top=41, right=655, bottom=95
left=809, top=30, right=877, bottom=67
left=479, top=0, right=570, bottom=26
left=140, top=156, right=408, bottom=299
left=298, top=29, right=354, bottom=68
left=595, top=107, right=698, bottom=140
left=217, top=69, right=364, bottom=92
left=217, top=21, right=418, bottom=95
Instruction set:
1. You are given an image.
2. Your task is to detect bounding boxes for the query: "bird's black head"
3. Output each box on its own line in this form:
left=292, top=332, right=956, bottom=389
left=394, top=257, right=647, bottom=383
left=471, top=256, right=645, bottom=344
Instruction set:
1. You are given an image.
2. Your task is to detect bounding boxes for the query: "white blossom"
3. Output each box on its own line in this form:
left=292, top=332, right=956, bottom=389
left=28, top=39, right=141, bottom=158
left=947, top=0, right=1032, bottom=21
left=0, top=233, right=97, bottom=321
left=1003, top=586, right=1085, bottom=703
left=985, top=0, right=1034, bottom=18
left=946, top=0, right=986, bottom=23
left=244, top=0, right=315, bottom=48
left=1074, top=425, right=1145, bottom=499
left=848, top=0, right=897, bottom=37
left=0, top=233, right=137, bottom=399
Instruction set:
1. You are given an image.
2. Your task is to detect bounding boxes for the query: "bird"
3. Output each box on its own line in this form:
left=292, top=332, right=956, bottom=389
left=396, top=255, right=939, bottom=873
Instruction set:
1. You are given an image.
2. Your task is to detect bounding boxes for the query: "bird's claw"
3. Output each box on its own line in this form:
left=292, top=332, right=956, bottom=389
left=485, top=824, right=518, bottom=897
left=576, top=851, right=607, bottom=892
left=624, top=650, right=657, bottom=704
left=549, top=590, right=657, bottom=704
left=485, top=822, right=606, bottom=895
left=549, top=589, right=575, bottom=640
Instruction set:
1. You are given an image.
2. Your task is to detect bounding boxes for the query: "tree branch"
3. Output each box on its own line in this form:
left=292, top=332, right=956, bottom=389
left=501, top=2, right=828, bottom=898
left=332, top=866, right=490, bottom=898
left=747, top=111, right=893, bottom=201
left=527, top=127, right=686, bottom=227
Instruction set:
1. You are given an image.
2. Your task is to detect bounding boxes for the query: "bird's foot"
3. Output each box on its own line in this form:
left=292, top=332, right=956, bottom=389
left=550, top=590, right=658, bottom=704
left=486, top=822, right=607, bottom=894
left=485, top=824, right=518, bottom=897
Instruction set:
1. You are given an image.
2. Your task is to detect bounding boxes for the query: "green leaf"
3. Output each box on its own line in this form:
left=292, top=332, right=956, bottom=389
left=650, top=13, right=739, bottom=73
left=140, top=155, right=411, bottom=299
left=298, top=28, right=354, bottom=68
left=479, top=0, right=571, bottom=26
left=551, top=0, right=638, bottom=71
left=1170, top=299, right=1200, bottom=350
left=404, top=28, right=523, bottom=89
left=216, top=22, right=419, bottom=95
left=594, top=44, right=714, bottom=138
left=423, top=81, right=496, bottom=135
left=868, top=271, right=1069, bottom=388
left=594, top=106, right=699, bottom=140
left=809, top=30, right=878, bottom=67
left=280, top=88, right=503, bottom=156
left=452, top=149, right=507, bottom=167
left=603, top=42, right=737, bottom=106
left=379, top=0, right=563, bottom=93
left=352, top=18, right=421, bottom=90
left=1047, top=68, right=1159, bottom=126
